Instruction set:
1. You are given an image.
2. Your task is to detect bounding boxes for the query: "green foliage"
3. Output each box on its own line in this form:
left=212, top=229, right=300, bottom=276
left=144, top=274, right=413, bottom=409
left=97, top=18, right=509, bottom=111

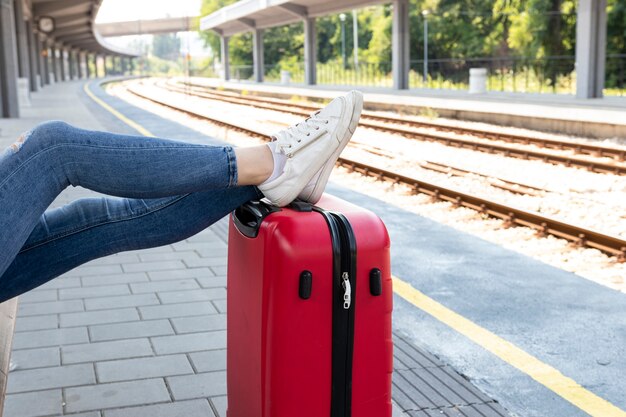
left=152, top=34, right=181, bottom=61
left=198, top=0, right=626, bottom=93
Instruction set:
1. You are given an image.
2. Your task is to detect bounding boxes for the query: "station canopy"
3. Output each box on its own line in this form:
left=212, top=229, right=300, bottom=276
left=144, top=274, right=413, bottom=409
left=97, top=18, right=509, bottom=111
left=200, top=0, right=384, bottom=36
left=33, top=0, right=135, bottom=56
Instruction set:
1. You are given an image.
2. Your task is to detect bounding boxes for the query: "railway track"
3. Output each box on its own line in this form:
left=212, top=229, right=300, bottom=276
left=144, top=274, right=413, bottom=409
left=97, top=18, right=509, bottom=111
left=169, top=79, right=626, bottom=170
left=122, top=81, right=626, bottom=260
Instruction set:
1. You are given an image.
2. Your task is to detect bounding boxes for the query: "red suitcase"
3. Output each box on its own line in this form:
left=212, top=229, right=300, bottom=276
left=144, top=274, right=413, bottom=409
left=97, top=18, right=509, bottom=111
left=226, top=194, right=393, bottom=417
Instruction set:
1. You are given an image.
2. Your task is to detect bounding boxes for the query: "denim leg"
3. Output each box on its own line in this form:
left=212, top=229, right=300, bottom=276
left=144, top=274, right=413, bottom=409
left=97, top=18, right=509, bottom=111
left=0, top=185, right=262, bottom=303
left=0, top=120, right=244, bottom=279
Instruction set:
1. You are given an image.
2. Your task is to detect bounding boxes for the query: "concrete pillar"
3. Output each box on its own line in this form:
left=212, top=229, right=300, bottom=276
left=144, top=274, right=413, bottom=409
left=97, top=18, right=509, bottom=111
left=94, top=54, right=99, bottom=78
left=25, top=20, right=38, bottom=91
left=76, top=51, right=83, bottom=79
left=33, top=32, right=44, bottom=87
left=392, top=0, right=410, bottom=89
left=576, top=0, right=607, bottom=98
left=0, top=0, right=20, bottom=117
left=252, top=29, right=264, bottom=82
left=42, top=41, right=50, bottom=85
left=220, top=36, right=230, bottom=80
left=103, top=55, right=108, bottom=76
left=13, top=0, right=29, bottom=79
left=69, top=50, right=76, bottom=79
left=51, top=45, right=59, bottom=82
left=60, top=48, right=67, bottom=81
left=85, top=53, right=91, bottom=78
left=304, top=17, right=316, bottom=85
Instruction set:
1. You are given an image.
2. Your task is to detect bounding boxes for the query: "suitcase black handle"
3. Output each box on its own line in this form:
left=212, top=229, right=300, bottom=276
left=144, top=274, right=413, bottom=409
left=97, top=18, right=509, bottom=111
left=233, top=200, right=281, bottom=238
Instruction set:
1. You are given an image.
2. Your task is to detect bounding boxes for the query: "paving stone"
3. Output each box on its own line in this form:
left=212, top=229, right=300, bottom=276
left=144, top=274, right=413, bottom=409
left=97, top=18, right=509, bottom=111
left=65, top=264, right=123, bottom=277
left=183, top=256, right=227, bottom=268
left=189, top=349, right=226, bottom=373
left=63, top=412, right=100, bottom=417
left=170, top=314, right=226, bottom=334
left=103, top=399, right=215, bottom=417
left=40, top=277, right=81, bottom=289
left=167, top=371, right=227, bottom=400
left=18, top=299, right=84, bottom=317
left=12, top=327, right=88, bottom=349
left=62, top=338, right=153, bottom=364
left=209, top=396, right=227, bottom=417
left=65, top=379, right=170, bottom=413
left=18, top=289, right=58, bottom=303
left=172, top=241, right=224, bottom=252
left=152, top=330, right=226, bottom=355
left=3, top=389, right=62, bottom=417
left=59, top=284, right=130, bottom=300
left=138, top=251, right=200, bottom=262
left=81, top=272, right=149, bottom=287
left=60, top=308, right=140, bottom=327
left=89, top=319, right=174, bottom=342
left=15, top=314, right=58, bottom=332
left=130, top=279, right=200, bottom=294
left=10, top=346, right=60, bottom=370
left=139, top=301, right=217, bottom=320
left=196, top=247, right=227, bottom=258
left=148, top=268, right=213, bottom=281
left=96, top=354, right=193, bottom=383
left=210, top=266, right=228, bottom=276
left=6, top=363, right=95, bottom=393
left=85, top=293, right=160, bottom=311
left=157, top=288, right=226, bottom=304
left=213, top=299, right=227, bottom=313
left=88, top=253, right=141, bottom=265
left=196, top=276, right=227, bottom=289
left=122, top=260, right=185, bottom=273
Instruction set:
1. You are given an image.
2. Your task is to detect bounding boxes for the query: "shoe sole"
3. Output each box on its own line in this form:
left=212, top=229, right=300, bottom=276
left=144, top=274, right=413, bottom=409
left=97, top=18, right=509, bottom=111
left=299, top=90, right=363, bottom=204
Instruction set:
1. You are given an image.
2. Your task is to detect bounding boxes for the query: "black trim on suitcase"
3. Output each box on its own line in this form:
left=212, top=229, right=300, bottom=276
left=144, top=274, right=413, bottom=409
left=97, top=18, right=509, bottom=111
left=313, top=207, right=357, bottom=417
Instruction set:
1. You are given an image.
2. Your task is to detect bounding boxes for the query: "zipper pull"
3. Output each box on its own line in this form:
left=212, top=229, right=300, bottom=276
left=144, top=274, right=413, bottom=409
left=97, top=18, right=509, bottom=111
left=341, top=272, right=351, bottom=310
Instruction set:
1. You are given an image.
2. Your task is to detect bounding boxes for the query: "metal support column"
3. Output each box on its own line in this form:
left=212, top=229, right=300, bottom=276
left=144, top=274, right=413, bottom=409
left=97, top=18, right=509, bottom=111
left=392, top=0, right=410, bottom=89
left=13, top=0, right=29, bottom=79
left=575, top=0, right=607, bottom=98
left=220, top=35, right=230, bottom=80
left=103, top=55, right=108, bottom=76
left=122, top=57, right=128, bottom=75
left=69, top=50, right=76, bottom=79
left=304, top=17, right=316, bottom=85
left=252, top=28, right=264, bottom=82
left=0, top=0, right=20, bottom=117
left=26, top=20, right=38, bottom=91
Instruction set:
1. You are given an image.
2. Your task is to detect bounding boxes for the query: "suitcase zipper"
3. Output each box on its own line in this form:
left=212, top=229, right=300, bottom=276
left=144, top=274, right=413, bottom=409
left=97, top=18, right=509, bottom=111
left=312, top=207, right=356, bottom=417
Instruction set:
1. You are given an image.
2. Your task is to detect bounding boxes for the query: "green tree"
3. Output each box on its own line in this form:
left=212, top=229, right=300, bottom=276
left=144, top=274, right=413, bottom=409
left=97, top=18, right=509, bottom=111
left=152, top=34, right=181, bottom=61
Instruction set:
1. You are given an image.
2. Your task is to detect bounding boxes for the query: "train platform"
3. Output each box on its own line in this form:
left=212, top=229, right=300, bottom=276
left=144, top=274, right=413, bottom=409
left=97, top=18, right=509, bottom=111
left=0, top=78, right=624, bottom=417
left=181, top=76, right=626, bottom=139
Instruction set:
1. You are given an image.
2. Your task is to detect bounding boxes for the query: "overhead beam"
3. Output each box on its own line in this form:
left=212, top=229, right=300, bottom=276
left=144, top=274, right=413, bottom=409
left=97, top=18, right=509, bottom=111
left=35, top=0, right=86, bottom=15
left=277, top=3, right=307, bottom=18
left=54, top=12, right=90, bottom=27
left=238, top=17, right=255, bottom=29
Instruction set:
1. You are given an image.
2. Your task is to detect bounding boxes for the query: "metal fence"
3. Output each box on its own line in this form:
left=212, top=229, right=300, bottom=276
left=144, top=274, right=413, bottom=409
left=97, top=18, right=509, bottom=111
left=215, top=55, right=626, bottom=96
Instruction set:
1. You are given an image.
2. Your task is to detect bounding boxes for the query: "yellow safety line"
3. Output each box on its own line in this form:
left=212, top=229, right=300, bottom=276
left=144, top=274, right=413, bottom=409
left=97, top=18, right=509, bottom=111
left=393, top=275, right=626, bottom=417
left=83, top=81, right=154, bottom=137
left=83, top=78, right=625, bottom=417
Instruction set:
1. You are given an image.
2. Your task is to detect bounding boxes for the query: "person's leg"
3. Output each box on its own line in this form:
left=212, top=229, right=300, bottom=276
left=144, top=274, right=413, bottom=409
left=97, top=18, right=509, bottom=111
left=0, top=186, right=261, bottom=303
left=0, top=120, right=271, bottom=279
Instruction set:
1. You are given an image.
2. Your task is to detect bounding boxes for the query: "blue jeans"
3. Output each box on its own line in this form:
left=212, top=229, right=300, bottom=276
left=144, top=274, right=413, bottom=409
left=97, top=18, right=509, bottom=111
left=0, top=120, right=262, bottom=303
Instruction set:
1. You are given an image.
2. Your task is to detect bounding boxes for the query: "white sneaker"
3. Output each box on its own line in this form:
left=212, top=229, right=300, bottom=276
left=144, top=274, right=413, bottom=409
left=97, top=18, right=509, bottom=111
left=258, top=90, right=363, bottom=207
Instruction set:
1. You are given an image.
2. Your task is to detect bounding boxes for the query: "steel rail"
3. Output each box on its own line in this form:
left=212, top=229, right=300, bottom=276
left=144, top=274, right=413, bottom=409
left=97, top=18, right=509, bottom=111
left=159, top=80, right=626, bottom=175
left=125, top=82, right=626, bottom=260
left=175, top=79, right=626, bottom=162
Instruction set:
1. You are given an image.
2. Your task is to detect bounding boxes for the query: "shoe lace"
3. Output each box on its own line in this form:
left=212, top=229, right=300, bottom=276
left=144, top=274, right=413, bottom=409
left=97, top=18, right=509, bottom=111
left=273, top=111, right=330, bottom=154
